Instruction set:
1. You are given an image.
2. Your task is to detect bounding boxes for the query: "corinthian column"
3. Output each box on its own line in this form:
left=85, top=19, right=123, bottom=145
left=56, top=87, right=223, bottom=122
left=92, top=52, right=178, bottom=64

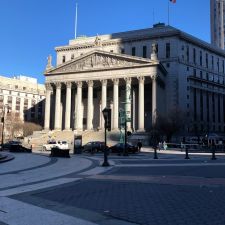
left=65, top=82, right=72, bottom=130
left=152, top=74, right=158, bottom=124
left=44, top=83, right=52, bottom=130
left=54, top=82, right=62, bottom=130
left=125, top=77, right=132, bottom=130
left=138, top=76, right=145, bottom=131
left=113, top=78, right=119, bottom=130
left=87, top=80, right=94, bottom=130
left=75, top=81, right=83, bottom=131
left=101, top=80, right=107, bottom=129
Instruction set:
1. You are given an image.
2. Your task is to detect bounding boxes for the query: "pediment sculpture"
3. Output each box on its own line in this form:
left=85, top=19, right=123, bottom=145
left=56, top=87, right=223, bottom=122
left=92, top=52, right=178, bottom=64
left=53, top=53, right=146, bottom=73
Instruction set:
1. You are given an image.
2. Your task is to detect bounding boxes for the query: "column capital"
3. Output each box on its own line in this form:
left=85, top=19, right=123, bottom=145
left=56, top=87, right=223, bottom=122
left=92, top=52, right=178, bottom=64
left=124, top=77, right=132, bottom=85
left=54, top=82, right=61, bottom=89
left=137, top=76, right=145, bottom=83
left=151, top=74, right=159, bottom=81
left=45, top=83, right=52, bottom=91
left=112, top=78, right=119, bottom=85
left=87, top=80, right=94, bottom=87
left=65, top=81, right=72, bottom=88
left=100, top=79, right=107, bottom=86
left=76, top=81, right=83, bottom=88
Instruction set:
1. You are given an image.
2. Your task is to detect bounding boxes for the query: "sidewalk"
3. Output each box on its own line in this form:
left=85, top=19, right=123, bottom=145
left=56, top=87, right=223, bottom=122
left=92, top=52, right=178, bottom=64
left=1, top=151, right=225, bottom=225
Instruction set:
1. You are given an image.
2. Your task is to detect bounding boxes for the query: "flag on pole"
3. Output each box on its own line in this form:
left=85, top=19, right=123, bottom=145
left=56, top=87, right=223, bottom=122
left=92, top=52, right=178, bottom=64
left=170, top=0, right=176, bottom=3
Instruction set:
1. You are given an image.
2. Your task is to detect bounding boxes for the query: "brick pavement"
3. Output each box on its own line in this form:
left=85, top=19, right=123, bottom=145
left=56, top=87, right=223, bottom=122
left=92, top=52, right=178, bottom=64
left=4, top=153, right=225, bottom=225
left=33, top=179, right=225, bottom=225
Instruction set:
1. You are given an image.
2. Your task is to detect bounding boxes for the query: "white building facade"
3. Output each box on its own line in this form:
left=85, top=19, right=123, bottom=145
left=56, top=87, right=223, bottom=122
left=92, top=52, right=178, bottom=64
left=0, top=75, right=45, bottom=123
left=44, top=23, right=225, bottom=135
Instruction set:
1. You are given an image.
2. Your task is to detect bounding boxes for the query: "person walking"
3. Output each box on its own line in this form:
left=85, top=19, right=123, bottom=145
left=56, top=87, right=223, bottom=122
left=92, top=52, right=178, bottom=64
left=137, top=140, right=142, bottom=152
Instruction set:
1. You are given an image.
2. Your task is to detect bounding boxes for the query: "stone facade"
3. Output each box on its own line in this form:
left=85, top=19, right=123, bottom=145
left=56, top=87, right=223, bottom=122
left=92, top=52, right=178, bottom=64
left=0, top=75, right=45, bottom=123
left=45, top=23, right=225, bottom=134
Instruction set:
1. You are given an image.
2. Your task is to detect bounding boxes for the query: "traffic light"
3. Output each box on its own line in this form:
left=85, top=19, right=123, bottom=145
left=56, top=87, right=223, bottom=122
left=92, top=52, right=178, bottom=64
left=127, top=131, right=132, bottom=136
left=102, top=108, right=111, bottom=131
left=106, top=109, right=111, bottom=131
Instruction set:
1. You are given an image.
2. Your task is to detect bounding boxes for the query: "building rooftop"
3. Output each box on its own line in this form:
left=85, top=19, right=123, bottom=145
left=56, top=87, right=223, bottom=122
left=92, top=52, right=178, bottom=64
left=56, top=23, right=225, bottom=57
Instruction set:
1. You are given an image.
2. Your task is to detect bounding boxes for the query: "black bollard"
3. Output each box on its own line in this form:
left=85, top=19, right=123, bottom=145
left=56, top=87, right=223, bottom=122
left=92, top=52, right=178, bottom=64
left=211, top=147, right=217, bottom=160
left=185, top=146, right=190, bottom=159
left=154, top=147, right=158, bottom=159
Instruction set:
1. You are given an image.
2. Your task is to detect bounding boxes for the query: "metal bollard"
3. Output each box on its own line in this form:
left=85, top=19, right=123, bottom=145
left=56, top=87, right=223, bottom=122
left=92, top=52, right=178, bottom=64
left=185, top=146, right=190, bottom=159
left=211, top=147, right=217, bottom=160
left=154, top=147, right=158, bottom=159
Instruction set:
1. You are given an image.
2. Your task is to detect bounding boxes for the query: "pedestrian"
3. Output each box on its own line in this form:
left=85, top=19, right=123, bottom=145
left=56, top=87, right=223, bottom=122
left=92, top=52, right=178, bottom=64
left=158, top=142, right=162, bottom=151
left=137, top=139, right=142, bottom=152
left=163, top=141, right=167, bottom=150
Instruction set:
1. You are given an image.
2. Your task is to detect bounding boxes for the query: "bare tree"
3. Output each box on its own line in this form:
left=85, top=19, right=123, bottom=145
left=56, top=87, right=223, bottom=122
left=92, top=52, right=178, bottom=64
left=22, top=122, right=42, bottom=137
left=154, top=108, right=186, bottom=142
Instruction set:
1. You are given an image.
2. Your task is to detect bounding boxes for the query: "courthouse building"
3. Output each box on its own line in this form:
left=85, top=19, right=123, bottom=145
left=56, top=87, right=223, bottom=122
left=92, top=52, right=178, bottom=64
left=44, top=23, right=225, bottom=135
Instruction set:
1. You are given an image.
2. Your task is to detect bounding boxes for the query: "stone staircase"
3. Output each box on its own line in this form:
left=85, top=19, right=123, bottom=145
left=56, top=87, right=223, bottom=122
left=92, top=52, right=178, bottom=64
left=26, top=129, right=144, bottom=151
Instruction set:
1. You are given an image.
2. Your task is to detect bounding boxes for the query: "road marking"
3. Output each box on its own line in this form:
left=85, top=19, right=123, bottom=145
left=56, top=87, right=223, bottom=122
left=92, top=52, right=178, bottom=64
left=115, top=163, right=225, bottom=167
left=0, top=197, right=98, bottom=225
left=89, top=175, right=225, bottom=187
left=0, top=178, right=80, bottom=197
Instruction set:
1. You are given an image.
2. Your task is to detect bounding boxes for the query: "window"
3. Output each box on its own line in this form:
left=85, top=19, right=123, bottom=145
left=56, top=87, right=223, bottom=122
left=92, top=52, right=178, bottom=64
left=193, top=69, right=196, bottom=76
left=132, top=47, right=136, bottom=56
left=62, top=55, right=66, bottom=63
left=110, top=50, right=113, bottom=53
left=121, top=48, right=125, bottom=54
left=166, top=43, right=170, bottom=58
left=200, top=90, right=203, bottom=121
left=218, top=95, right=221, bottom=123
left=193, top=48, right=196, bottom=64
left=200, top=71, right=203, bottom=79
left=200, top=51, right=202, bottom=66
left=143, top=46, right=147, bottom=58
left=211, top=55, right=214, bottom=70
left=166, top=63, right=170, bottom=68
left=71, top=54, right=74, bottom=60
left=194, top=88, right=197, bottom=121
left=223, top=60, right=224, bottom=73
left=186, top=46, right=189, bottom=62
left=217, top=58, right=219, bottom=72
left=206, top=53, right=208, bottom=68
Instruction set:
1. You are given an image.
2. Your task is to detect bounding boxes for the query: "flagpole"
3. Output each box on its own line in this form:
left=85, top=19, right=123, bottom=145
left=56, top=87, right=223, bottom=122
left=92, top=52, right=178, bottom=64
left=75, top=3, right=78, bottom=39
left=168, top=0, right=170, bottom=25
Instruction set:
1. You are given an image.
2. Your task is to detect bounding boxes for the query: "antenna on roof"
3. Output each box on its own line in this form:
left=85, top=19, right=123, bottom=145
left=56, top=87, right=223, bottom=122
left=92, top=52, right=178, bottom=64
left=75, top=3, right=78, bottom=39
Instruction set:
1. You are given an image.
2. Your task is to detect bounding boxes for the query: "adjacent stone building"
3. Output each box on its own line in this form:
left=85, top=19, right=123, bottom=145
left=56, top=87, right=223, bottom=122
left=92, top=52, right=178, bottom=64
left=0, top=75, right=45, bottom=123
left=44, top=23, right=225, bottom=135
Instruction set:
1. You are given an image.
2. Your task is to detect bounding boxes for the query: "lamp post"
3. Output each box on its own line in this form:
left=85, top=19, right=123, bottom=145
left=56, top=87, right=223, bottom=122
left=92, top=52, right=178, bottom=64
left=1, top=104, right=8, bottom=151
left=102, top=108, right=111, bottom=167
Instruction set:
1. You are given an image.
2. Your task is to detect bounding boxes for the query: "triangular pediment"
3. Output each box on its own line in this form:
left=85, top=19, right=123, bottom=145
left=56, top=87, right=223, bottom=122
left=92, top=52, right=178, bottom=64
left=45, top=50, right=157, bottom=74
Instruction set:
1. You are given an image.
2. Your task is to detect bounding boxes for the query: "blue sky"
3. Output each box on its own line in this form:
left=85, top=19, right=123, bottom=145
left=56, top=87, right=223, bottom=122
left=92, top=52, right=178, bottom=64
left=0, top=0, right=210, bottom=84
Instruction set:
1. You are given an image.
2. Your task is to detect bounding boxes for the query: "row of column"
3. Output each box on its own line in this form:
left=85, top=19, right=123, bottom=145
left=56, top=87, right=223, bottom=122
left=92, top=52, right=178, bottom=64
left=44, top=76, right=158, bottom=131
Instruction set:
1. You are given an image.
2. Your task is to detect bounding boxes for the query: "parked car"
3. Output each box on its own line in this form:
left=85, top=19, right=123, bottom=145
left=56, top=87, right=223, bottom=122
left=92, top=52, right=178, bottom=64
left=108, top=143, right=138, bottom=154
left=2, top=140, right=22, bottom=150
left=82, top=141, right=105, bottom=153
left=42, top=140, right=69, bottom=151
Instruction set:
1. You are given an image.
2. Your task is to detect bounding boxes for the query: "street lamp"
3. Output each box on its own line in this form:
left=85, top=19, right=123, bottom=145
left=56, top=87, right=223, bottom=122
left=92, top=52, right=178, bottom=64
left=1, top=104, right=8, bottom=151
left=102, top=107, right=111, bottom=167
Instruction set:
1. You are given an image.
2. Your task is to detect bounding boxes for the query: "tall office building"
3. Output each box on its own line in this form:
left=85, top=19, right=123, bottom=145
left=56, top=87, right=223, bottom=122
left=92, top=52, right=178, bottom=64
left=211, top=0, right=225, bottom=49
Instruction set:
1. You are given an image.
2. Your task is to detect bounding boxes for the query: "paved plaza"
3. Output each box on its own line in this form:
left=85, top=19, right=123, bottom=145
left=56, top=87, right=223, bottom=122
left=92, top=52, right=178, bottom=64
left=0, top=150, right=225, bottom=224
